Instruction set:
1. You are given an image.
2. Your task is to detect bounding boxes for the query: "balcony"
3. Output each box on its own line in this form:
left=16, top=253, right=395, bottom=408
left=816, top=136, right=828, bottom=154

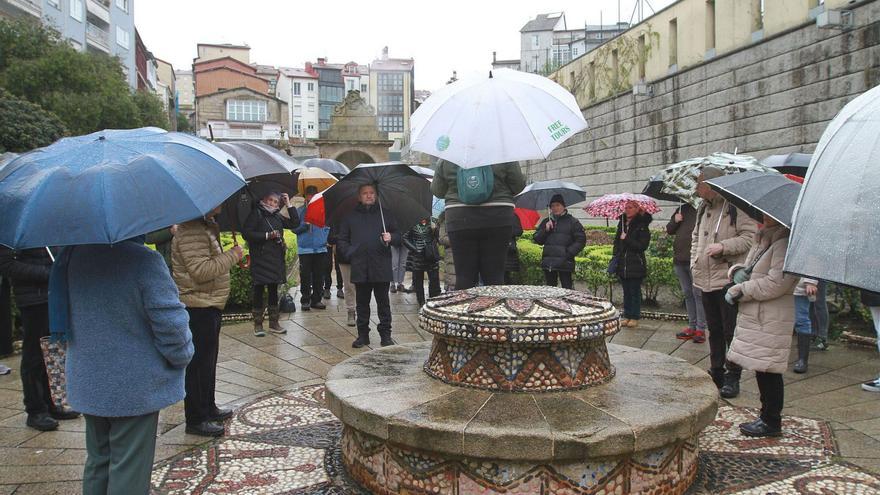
left=85, top=22, right=110, bottom=53
left=86, top=0, right=110, bottom=24
left=200, top=123, right=284, bottom=142
left=1, top=0, right=42, bottom=18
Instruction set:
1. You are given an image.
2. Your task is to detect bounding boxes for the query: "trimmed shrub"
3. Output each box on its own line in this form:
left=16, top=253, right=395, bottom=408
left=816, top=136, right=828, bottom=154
left=221, top=231, right=298, bottom=310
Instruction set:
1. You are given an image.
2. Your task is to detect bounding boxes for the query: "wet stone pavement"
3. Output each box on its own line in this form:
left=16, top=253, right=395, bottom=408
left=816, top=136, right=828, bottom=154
left=0, top=287, right=879, bottom=494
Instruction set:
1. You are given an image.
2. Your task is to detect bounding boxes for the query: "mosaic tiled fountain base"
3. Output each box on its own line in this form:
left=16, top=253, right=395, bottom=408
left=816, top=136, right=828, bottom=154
left=150, top=385, right=880, bottom=495
left=326, top=286, right=720, bottom=494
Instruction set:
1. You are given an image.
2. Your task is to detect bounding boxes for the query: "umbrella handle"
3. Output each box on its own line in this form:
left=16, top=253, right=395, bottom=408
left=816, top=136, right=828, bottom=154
left=377, top=194, right=389, bottom=246
left=231, top=231, right=251, bottom=269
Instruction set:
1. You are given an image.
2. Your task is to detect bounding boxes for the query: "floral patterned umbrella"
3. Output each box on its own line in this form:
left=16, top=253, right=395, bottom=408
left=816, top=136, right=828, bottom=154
left=657, top=153, right=778, bottom=207
left=585, top=193, right=660, bottom=219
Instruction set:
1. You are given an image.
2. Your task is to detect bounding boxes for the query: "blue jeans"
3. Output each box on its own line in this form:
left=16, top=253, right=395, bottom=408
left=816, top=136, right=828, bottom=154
left=620, top=277, right=643, bottom=320
left=794, top=295, right=813, bottom=335
left=809, top=280, right=829, bottom=340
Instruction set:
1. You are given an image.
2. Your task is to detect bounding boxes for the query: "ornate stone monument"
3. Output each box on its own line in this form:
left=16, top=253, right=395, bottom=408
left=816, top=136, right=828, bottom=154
left=314, top=90, right=394, bottom=167
left=326, top=286, right=718, bottom=494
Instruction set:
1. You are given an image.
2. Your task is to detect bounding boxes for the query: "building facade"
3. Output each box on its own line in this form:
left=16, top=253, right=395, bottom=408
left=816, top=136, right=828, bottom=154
left=193, top=57, right=269, bottom=96
left=368, top=47, right=414, bottom=157
left=519, top=12, right=628, bottom=74
left=175, top=69, right=195, bottom=126
left=155, top=58, right=176, bottom=129
left=276, top=66, right=320, bottom=139
left=343, top=61, right=370, bottom=103
left=196, top=87, right=288, bottom=142
left=195, top=42, right=249, bottom=64
left=313, top=58, right=345, bottom=132
left=0, top=0, right=137, bottom=88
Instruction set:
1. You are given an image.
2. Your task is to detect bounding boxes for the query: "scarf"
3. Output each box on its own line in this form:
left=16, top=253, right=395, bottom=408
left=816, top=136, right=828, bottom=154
left=549, top=209, right=568, bottom=224
left=259, top=201, right=279, bottom=215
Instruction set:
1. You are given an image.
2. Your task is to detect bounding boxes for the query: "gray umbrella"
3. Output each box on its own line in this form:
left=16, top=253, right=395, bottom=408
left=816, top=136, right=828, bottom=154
left=214, top=141, right=302, bottom=197
left=302, top=158, right=350, bottom=178
left=705, top=171, right=801, bottom=228
left=514, top=180, right=586, bottom=210
left=785, top=84, right=880, bottom=292
left=760, top=153, right=812, bottom=177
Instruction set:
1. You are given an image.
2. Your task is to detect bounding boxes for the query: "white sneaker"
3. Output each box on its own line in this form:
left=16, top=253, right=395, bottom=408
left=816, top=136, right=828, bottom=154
left=861, top=378, right=880, bottom=393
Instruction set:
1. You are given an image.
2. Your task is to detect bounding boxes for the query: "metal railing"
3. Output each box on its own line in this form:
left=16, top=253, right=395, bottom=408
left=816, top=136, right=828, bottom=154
left=85, top=22, right=109, bottom=50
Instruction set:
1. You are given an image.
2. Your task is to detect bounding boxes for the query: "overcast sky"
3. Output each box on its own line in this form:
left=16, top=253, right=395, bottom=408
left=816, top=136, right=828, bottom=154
left=137, top=0, right=674, bottom=92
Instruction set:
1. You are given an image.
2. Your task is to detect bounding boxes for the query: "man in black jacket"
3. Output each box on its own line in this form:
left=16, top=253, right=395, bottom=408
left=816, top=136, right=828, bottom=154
left=337, top=184, right=402, bottom=348
left=0, top=247, right=79, bottom=430
left=533, top=195, right=586, bottom=289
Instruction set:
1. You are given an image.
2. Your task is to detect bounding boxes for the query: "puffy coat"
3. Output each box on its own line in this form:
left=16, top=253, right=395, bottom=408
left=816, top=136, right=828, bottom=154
left=505, top=214, right=524, bottom=273
left=403, top=223, right=440, bottom=272
left=690, top=197, right=757, bottom=292
left=242, top=206, right=300, bottom=285
left=726, top=225, right=800, bottom=374
left=337, top=203, right=402, bottom=284
left=0, top=247, right=53, bottom=308
left=534, top=211, right=586, bottom=273
left=666, top=204, right=697, bottom=264
left=611, top=213, right=652, bottom=280
left=171, top=219, right=239, bottom=310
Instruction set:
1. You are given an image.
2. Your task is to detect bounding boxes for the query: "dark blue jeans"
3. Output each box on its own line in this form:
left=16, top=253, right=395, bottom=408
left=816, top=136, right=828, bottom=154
left=620, top=277, right=643, bottom=320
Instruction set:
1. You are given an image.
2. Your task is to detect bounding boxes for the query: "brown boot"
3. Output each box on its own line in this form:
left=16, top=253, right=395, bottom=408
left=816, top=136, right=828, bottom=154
left=252, top=309, right=266, bottom=337
left=267, top=306, right=286, bottom=334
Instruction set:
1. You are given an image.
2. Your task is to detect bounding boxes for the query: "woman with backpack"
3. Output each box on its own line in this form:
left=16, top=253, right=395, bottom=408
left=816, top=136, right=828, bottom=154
left=402, top=217, right=441, bottom=306
left=533, top=195, right=586, bottom=289
left=612, top=201, right=652, bottom=327
left=430, top=160, right=526, bottom=290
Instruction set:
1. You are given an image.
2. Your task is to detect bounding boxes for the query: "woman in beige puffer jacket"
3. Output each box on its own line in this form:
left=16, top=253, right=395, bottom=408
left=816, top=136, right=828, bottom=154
left=725, top=218, right=798, bottom=438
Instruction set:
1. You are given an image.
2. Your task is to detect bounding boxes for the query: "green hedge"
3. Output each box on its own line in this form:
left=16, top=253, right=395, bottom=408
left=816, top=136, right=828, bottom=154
left=221, top=231, right=298, bottom=309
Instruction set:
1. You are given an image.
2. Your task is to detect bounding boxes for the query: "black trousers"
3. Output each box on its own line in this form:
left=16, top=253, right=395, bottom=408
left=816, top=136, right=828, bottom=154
left=324, top=248, right=343, bottom=291
left=251, top=284, right=278, bottom=309
left=412, top=268, right=441, bottom=306
left=19, top=304, right=52, bottom=415
left=448, top=225, right=511, bottom=290
left=620, top=277, right=643, bottom=320
left=299, top=252, right=327, bottom=305
left=184, top=307, right=221, bottom=425
left=702, top=289, right=742, bottom=376
left=544, top=270, right=574, bottom=289
left=355, top=282, right=391, bottom=337
left=0, top=278, right=13, bottom=356
left=755, top=371, right=784, bottom=429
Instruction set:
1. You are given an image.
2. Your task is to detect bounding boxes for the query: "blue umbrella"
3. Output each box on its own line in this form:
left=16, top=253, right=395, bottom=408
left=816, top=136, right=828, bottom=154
left=0, top=127, right=245, bottom=249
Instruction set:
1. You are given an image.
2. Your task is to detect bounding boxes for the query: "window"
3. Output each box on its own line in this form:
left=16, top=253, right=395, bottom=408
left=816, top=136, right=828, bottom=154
left=116, top=27, right=130, bottom=49
left=319, top=104, right=334, bottom=121
left=668, top=18, right=678, bottom=67
left=307, top=102, right=315, bottom=112
left=307, top=122, right=315, bottom=130
left=226, top=100, right=267, bottom=122
left=361, top=83, right=368, bottom=93
left=346, top=79, right=357, bottom=91
left=70, top=0, right=83, bottom=21
left=572, top=46, right=579, bottom=57
left=378, top=115, right=404, bottom=132
left=115, top=0, right=128, bottom=12
left=378, top=94, right=404, bottom=113
left=319, top=85, right=344, bottom=102
left=307, top=82, right=315, bottom=91
left=293, top=122, right=302, bottom=136
left=378, top=72, right=404, bottom=92
left=706, top=1, right=716, bottom=51
left=293, top=82, right=301, bottom=96
left=532, top=35, right=540, bottom=48
left=294, top=102, right=302, bottom=114
left=320, top=122, right=330, bottom=131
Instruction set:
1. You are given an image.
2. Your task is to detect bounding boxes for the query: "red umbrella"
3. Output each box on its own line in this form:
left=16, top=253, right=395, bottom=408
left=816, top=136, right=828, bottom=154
left=514, top=208, right=540, bottom=230
left=304, top=192, right=326, bottom=228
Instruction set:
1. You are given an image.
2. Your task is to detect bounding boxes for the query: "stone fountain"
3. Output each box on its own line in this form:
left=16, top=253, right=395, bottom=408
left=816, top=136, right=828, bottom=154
left=325, top=286, right=718, bottom=494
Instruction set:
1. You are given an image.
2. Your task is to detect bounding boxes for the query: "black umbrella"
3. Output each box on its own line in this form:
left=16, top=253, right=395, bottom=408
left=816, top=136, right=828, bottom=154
left=514, top=180, right=586, bottom=210
left=215, top=142, right=303, bottom=198
left=705, top=171, right=801, bottom=228
left=641, top=175, right=683, bottom=203
left=302, top=158, right=350, bottom=178
left=760, top=153, right=812, bottom=178
left=322, top=162, right=431, bottom=233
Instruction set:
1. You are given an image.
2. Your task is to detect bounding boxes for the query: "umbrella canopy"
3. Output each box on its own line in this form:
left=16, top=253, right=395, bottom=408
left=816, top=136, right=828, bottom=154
left=304, top=191, right=326, bottom=228
left=409, top=68, right=587, bottom=169
left=295, top=167, right=338, bottom=195
left=586, top=193, right=660, bottom=219
left=705, top=171, right=801, bottom=228
left=760, top=153, right=812, bottom=177
left=214, top=141, right=302, bottom=198
left=0, top=127, right=244, bottom=249
left=641, top=174, right=685, bottom=203
left=514, top=180, right=586, bottom=210
left=785, top=85, right=880, bottom=292
left=410, top=165, right=435, bottom=179
left=322, top=162, right=432, bottom=233
left=0, top=152, right=17, bottom=171
left=302, top=158, right=350, bottom=177
left=657, top=153, right=778, bottom=207
left=514, top=208, right=540, bottom=230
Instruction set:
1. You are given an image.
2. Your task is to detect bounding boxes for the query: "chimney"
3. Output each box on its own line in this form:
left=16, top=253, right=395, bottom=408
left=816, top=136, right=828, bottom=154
left=317, top=57, right=326, bottom=65
left=493, top=51, right=497, bottom=63
left=382, top=46, right=388, bottom=60
left=305, top=61, right=312, bottom=71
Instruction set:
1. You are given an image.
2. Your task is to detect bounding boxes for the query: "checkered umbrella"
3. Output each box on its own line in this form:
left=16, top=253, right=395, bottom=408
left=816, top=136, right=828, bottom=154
left=585, top=193, right=660, bottom=219
left=657, top=153, right=778, bottom=207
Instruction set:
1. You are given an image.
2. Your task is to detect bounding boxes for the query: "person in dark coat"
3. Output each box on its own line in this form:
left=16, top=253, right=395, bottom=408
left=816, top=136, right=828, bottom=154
left=861, top=289, right=880, bottom=393
left=337, top=184, right=402, bottom=348
left=0, top=247, right=80, bottom=431
left=0, top=276, right=12, bottom=358
left=403, top=217, right=441, bottom=306
left=242, top=192, right=300, bottom=336
left=504, top=212, right=524, bottom=284
left=667, top=204, right=707, bottom=342
left=533, top=194, right=587, bottom=290
left=612, top=201, right=653, bottom=327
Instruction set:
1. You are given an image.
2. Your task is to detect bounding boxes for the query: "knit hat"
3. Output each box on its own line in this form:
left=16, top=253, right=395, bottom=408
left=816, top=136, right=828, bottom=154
left=549, top=194, right=566, bottom=207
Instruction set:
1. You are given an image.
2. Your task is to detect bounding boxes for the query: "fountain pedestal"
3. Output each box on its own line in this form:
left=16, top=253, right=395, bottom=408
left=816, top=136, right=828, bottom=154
left=326, top=286, right=718, bottom=494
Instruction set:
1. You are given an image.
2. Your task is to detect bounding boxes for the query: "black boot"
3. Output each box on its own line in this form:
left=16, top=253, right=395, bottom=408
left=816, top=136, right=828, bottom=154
left=352, top=329, right=370, bottom=348
left=379, top=331, right=395, bottom=347
left=720, top=371, right=741, bottom=399
left=793, top=333, right=810, bottom=374
left=709, top=368, right=725, bottom=390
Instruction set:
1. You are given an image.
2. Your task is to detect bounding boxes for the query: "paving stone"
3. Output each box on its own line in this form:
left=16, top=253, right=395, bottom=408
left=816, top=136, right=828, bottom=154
left=0, top=465, right=84, bottom=484
left=0, top=427, right=41, bottom=447
left=289, top=356, right=334, bottom=378
left=0, top=447, right=63, bottom=466
left=8, top=481, right=82, bottom=494
left=21, top=431, right=86, bottom=450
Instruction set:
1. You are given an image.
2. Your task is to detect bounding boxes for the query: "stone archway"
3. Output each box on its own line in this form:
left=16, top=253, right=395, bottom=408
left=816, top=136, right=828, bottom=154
left=335, top=150, right=375, bottom=167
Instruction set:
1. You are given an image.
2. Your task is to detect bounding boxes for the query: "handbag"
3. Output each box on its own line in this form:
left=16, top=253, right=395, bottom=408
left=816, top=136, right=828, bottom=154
left=606, top=255, right=619, bottom=275
left=279, top=293, right=297, bottom=313
left=39, top=337, right=70, bottom=410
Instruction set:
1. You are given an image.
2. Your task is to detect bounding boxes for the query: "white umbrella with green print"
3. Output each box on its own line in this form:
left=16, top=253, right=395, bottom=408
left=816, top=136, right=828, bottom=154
left=409, top=69, right=587, bottom=169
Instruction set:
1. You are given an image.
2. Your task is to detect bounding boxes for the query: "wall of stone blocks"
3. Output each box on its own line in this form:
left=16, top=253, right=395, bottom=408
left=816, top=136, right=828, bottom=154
left=527, top=0, right=880, bottom=223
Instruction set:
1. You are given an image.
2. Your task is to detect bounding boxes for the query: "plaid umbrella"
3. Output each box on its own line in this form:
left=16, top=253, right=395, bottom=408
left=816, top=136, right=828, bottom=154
left=585, top=193, right=660, bottom=219
left=657, top=153, right=778, bottom=207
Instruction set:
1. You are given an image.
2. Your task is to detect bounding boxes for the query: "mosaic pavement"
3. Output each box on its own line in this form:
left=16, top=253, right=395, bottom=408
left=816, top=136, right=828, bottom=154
left=150, top=384, right=880, bottom=495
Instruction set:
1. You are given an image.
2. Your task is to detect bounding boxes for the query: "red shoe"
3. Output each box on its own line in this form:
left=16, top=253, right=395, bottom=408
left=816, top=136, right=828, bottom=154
left=676, top=327, right=696, bottom=340
left=691, top=329, right=706, bottom=344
